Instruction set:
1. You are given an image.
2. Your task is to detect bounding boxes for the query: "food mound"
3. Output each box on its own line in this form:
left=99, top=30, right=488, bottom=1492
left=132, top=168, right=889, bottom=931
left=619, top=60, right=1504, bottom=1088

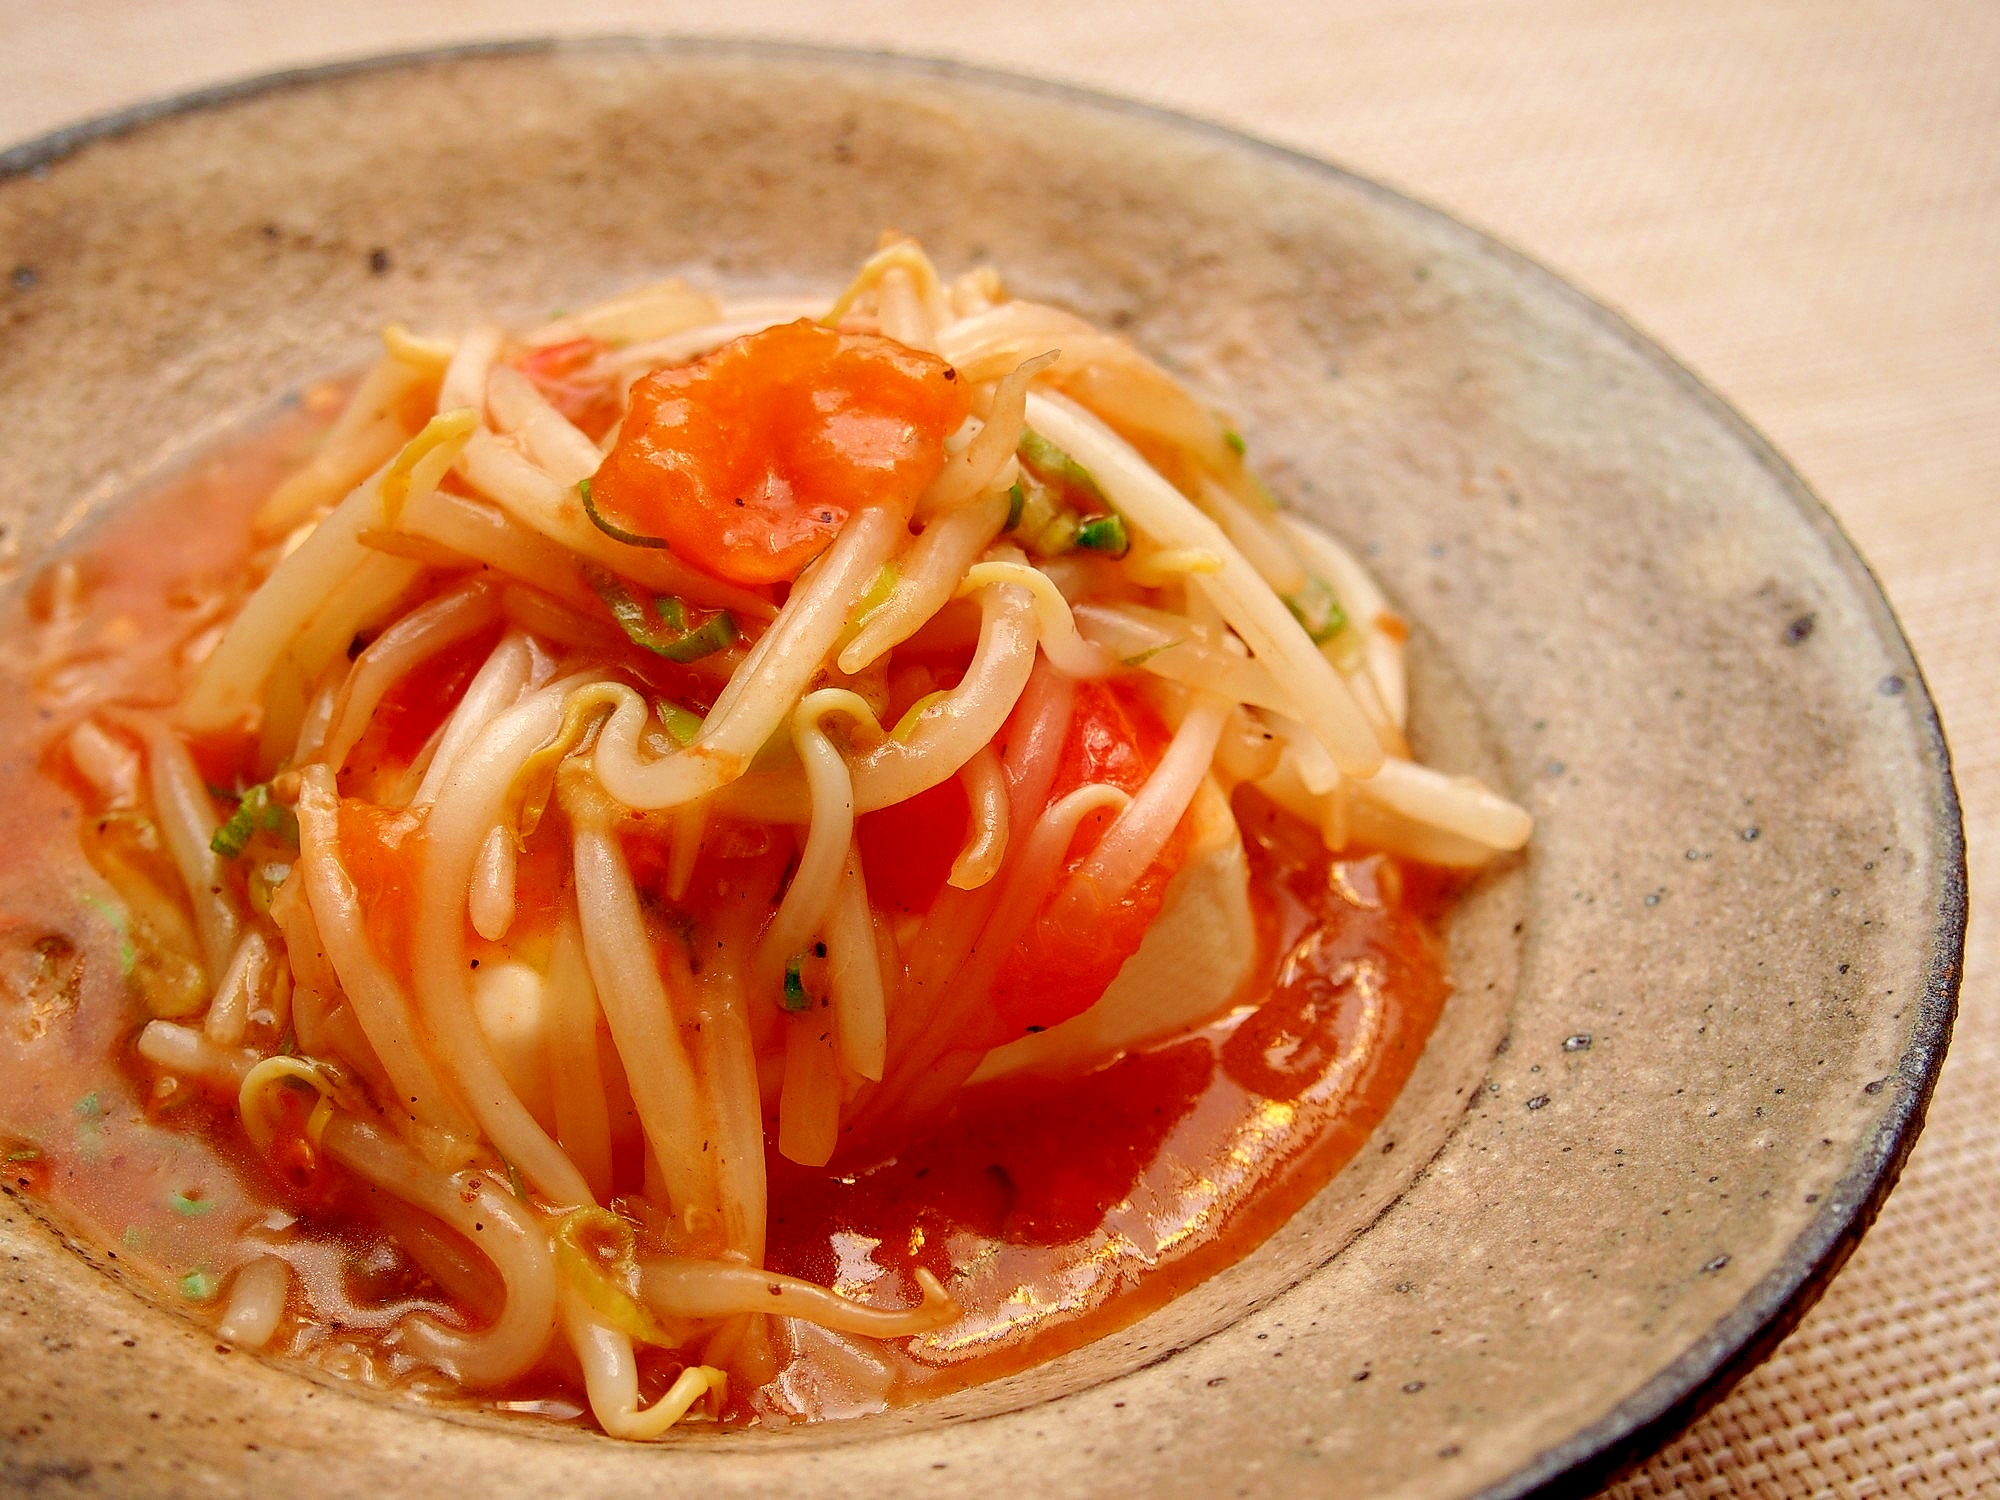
left=0, top=237, right=1528, bottom=1435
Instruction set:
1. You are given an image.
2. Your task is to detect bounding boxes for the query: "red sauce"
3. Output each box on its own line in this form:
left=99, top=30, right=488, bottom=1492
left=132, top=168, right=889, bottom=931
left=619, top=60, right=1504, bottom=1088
left=0, top=399, right=1454, bottom=1426
left=762, top=799, right=1448, bottom=1402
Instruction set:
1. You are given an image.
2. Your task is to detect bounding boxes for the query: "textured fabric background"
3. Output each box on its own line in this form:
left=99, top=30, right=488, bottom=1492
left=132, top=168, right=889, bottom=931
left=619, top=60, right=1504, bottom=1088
left=1, top=3, right=1993, bottom=1494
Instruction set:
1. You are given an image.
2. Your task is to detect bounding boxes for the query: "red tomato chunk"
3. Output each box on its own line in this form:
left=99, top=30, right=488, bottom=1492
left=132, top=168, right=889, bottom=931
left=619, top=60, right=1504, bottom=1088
left=589, top=321, right=969, bottom=587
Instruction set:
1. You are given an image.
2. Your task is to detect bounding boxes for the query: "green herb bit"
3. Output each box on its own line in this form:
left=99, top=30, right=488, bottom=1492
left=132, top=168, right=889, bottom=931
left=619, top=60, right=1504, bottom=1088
left=578, top=475, right=671, bottom=550
left=781, top=955, right=812, bottom=1012
left=1283, top=574, right=1349, bottom=645
left=210, top=783, right=298, bottom=859
left=1075, top=512, right=1129, bottom=557
left=4, top=1145, right=40, bottom=1164
left=654, top=700, right=705, bottom=747
left=1005, top=481, right=1026, bottom=531
left=73, top=1092, right=101, bottom=1120
left=168, top=1188, right=214, bottom=1218
left=1006, top=468, right=1073, bottom=556
left=504, top=1158, right=528, bottom=1203
left=1222, top=425, right=1248, bottom=457
left=583, top=565, right=741, bottom=664
left=1017, top=429, right=1108, bottom=508
left=179, top=1268, right=220, bottom=1303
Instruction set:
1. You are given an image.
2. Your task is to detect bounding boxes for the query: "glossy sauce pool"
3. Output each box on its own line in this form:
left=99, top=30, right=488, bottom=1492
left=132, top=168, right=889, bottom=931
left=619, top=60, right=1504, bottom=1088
left=0, top=402, right=1454, bottom=1426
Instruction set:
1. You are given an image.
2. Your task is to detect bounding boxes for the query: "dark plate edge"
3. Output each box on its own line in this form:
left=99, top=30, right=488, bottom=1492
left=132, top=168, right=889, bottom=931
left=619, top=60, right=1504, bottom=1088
left=0, top=34, right=1968, bottom=1500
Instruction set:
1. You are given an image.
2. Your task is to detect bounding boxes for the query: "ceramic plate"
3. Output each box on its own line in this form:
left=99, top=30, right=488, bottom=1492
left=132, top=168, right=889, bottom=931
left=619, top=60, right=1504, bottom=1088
left=0, top=39, right=1962, bottom=1500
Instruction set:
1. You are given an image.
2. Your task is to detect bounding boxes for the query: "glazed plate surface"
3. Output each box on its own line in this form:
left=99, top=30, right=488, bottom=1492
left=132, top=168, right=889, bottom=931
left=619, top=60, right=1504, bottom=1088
left=0, top=39, right=1962, bottom=1500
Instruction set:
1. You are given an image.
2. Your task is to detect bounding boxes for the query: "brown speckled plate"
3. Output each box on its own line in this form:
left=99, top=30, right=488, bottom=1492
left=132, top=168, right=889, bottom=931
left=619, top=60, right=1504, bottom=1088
left=0, top=39, right=1962, bottom=1500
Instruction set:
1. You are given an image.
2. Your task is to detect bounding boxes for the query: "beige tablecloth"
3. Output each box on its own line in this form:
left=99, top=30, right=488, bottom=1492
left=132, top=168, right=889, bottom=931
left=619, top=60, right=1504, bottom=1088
left=2, top=2, right=1993, bottom=1493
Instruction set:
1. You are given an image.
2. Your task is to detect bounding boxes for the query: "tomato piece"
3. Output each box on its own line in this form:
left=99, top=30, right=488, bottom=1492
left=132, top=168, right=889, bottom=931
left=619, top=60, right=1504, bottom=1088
left=856, top=776, right=970, bottom=917
left=589, top=321, right=969, bottom=587
left=341, top=623, right=499, bottom=801
left=973, top=682, right=1193, bottom=1050
left=514, top=338, right=624, bottom=441
left=338, top=801, right=425, bottom=981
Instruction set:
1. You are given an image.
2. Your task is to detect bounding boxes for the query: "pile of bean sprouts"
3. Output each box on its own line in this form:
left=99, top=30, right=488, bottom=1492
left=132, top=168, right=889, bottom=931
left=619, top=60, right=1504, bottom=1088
left=66, top=238, right=1530, bottom=1434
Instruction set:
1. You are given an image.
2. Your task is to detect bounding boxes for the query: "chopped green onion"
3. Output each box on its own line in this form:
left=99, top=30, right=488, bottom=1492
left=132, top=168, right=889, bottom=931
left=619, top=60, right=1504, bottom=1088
left=179, top=1268, right=219, bottom=1302
left=1074, top=513, right=1129, bottom=557
left=582, top=565, right=740, bottom=664
left=654, top=611, right=737, bottom=663
left=168, top=1188, right=213, bottom=1218
left=4, top=1146, right=40, bottom=1164
left=1017, top=429, right=1107, bottom=508
left=73, top=1092, right=101, bottom=1120
left=781, top=956, right=812, bottom=1012
left=1005, top=481, right=1025, bottom=531
left=1222, top=425, right=1248, bottom=456
left=1283, top=574, right=1349, bottom=645
left=578, top=475, right=671, bottom=550
left=504, top=1158, right=528, bottom=1203
left=210, top=784, right=297, bottom=860
left=654, top=701, right=704, bottom=747
left=1032, top=510, right=1080, bottom=558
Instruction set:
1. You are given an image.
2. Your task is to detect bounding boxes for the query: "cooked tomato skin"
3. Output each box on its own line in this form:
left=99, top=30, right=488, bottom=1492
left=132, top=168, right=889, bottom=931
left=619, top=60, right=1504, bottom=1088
left=973, top=681, right=1193, bottom=1050
left=856, top=776, right=970, bottom=918
left=337, top=800, right=424, bottom=979
left=514, top=338, right=624, bottom=441
left=589, top=322, right=969, bottom=587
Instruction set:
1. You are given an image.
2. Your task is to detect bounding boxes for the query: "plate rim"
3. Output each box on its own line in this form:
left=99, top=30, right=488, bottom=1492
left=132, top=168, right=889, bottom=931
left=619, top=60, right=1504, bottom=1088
left=0, top=34, right=1967, bottom=1499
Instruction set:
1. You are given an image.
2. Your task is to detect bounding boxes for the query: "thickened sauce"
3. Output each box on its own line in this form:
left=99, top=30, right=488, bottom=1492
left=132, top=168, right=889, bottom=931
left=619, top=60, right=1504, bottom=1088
left=0, top=403, right=1453, bottom=1425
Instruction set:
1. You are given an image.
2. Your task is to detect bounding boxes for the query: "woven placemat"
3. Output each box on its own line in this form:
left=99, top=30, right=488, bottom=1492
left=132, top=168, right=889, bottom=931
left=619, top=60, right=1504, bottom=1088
left=1, top=2, right=1994, bottom=1494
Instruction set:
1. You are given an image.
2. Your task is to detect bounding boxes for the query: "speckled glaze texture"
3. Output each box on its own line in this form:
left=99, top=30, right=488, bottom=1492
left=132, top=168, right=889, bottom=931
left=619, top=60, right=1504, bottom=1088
left=0, top=40, right=1961, bottom=1500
